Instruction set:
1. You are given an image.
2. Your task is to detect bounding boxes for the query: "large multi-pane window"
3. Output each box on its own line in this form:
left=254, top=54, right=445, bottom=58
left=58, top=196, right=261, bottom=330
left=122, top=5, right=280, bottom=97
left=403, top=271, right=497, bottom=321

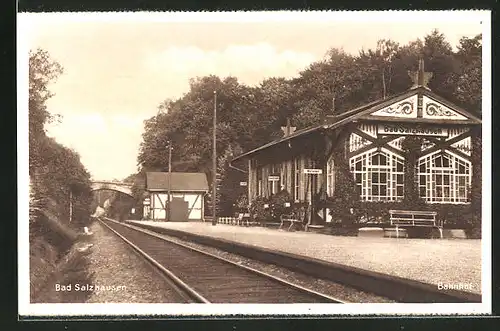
left=418, top=151, right=471, bottom=203
left=350, top=148, right=404, bottom=201
left=326, top=156, right=335, bottom=197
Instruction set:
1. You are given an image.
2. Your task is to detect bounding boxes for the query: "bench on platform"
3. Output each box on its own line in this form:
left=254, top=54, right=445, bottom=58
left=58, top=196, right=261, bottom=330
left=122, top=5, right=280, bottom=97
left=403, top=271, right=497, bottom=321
left=305, top=224, right=325, bottom=232
left=279, top=214, right=304, bottom=231
left=236, top=213, right=256, bottom=226
left=389, top=209, right=442, bottom=238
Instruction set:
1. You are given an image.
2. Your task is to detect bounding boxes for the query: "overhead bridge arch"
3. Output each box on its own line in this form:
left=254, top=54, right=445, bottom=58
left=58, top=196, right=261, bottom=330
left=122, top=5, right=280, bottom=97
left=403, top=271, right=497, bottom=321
left=91, top=181, right=134, bottom=197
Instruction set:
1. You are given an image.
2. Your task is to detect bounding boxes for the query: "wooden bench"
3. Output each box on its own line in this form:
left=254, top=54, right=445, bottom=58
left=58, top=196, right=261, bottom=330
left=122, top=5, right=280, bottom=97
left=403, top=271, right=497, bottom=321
left=305, top=224, right=325, bottom=232
left=235, top=213, right=255, bottom=226
left=389, top=209, right=442, bottom=238
left=279, top=214, right=304, bottom=231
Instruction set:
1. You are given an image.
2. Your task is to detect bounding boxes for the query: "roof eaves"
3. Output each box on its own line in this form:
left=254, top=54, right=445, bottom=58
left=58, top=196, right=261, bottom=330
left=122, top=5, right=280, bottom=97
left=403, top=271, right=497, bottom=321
left=232, top=87, right=469, bottom=163
left=147, top=188, right=208, bottom=192
left=231, top=125, right=324, bottom=162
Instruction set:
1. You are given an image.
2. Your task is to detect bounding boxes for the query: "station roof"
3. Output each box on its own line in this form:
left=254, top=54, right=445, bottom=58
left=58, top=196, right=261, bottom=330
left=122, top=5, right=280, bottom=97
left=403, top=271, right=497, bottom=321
left=231, top=86, right=481, bottom=163
left=145, top=172, right=209, bottom=192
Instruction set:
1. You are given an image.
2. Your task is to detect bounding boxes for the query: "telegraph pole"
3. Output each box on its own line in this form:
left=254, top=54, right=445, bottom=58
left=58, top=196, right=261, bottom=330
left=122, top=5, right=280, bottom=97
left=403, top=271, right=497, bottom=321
left=167, top=141, right=172, bottom=221
left=69, top=190, right=73, bottom=223
left=212, top=90, right=217, bottom=226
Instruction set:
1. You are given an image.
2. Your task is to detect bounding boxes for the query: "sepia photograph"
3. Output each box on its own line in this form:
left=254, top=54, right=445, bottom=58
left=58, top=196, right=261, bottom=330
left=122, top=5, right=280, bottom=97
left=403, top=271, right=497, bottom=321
left=18, top=10, right=491, bottom=317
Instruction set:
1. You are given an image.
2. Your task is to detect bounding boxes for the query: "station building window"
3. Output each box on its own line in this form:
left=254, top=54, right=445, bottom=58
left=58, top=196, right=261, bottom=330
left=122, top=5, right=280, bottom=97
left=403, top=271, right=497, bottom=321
left=326, top=155, right=335, bottom=197
left=349, top=148, right=404, bottom=201
left=293, top=158, right=301, bottom=201
left=417, top=151, right=471, bottom=203
left=257, top=167, right=262, bottom=197
left=268, top=164, right=280, bottom=195
left=280, top=162, right=287, bottom=192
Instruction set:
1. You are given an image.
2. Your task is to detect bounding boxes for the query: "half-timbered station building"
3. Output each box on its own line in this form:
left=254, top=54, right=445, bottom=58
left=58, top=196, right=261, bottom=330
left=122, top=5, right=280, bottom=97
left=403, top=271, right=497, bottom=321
left=143, top=172, right=209, bottom=221
left=231, top=61, right=482, bottom=228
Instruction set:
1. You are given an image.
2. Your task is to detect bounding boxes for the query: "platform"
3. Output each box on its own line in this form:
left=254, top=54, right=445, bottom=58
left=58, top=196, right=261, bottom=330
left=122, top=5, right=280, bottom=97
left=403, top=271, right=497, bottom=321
left=127, top=220, right=481, bottom=294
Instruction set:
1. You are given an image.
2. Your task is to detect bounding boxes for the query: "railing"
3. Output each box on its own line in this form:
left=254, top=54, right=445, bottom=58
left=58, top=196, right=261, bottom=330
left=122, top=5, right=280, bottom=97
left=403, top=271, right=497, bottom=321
left=216, top=213, right=255, bottom=226
left=218, top=216, right=237, bottom=225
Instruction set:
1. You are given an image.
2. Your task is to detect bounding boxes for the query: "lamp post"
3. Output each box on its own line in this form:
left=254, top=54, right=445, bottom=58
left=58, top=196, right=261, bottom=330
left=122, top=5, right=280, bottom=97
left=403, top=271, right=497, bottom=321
left=212, top=90, right=217, bottom=226
left=167, top=141, right=172, bottom=221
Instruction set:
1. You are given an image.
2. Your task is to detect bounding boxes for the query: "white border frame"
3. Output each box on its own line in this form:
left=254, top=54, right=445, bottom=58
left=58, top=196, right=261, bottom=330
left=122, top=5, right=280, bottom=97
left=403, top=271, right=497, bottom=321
left=17, top=10, right=492, bottom=317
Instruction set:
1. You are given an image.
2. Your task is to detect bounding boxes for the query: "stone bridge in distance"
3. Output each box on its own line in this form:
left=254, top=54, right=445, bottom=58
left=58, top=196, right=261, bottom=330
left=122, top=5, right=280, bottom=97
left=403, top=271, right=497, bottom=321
left=91, top=180, right=133, bottom=197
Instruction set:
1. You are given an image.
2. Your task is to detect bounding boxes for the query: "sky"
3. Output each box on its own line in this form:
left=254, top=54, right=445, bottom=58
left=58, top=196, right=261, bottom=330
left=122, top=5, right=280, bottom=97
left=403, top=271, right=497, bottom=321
left=20, top=11, right=486, bottom=181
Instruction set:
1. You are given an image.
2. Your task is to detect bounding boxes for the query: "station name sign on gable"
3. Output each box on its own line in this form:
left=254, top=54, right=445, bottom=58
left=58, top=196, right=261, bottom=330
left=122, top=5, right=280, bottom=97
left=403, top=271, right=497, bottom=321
left=378, top=124, right=448, bottom=137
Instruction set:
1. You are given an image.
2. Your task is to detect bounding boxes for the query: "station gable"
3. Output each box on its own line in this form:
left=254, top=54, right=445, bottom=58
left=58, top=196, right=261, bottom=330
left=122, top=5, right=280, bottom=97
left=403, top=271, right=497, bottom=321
left=364, top=89, right=479, bottom=124
left=232, top=87, right=480, bottom=164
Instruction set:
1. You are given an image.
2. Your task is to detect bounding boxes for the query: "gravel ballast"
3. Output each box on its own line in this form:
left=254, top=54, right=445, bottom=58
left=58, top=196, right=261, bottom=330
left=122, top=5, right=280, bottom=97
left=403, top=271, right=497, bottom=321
left=130, top=221, right=482, bottom=295
left=84, top=221, right=185, bottom=303
left=129, top=222, right=394, bottom=303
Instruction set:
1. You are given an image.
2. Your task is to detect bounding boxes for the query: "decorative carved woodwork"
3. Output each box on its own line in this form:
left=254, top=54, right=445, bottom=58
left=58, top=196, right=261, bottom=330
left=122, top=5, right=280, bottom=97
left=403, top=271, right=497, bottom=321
left=370, top=95, right=418, bottom=118
left=422, top=96, right=468, bottom=120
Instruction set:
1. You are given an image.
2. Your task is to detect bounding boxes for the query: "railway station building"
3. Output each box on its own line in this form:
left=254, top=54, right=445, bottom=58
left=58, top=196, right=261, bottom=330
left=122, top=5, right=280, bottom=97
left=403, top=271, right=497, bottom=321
left=231, top=62, right=482, bottom=227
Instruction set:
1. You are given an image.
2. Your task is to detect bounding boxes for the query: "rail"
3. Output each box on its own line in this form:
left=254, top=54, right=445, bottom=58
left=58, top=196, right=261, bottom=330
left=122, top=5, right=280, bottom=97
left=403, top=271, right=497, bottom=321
left=100, top=217, right=344, bottom=303
left=127, top=220, right=481, bottom=303
left=98, top=218, right=209, bottom=303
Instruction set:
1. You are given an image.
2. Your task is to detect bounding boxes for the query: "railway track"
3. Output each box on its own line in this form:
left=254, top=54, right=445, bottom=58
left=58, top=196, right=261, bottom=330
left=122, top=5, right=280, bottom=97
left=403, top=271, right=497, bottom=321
left=127, top=221, right=481, bottom=303
left=99, top=218, right=345, bottom=304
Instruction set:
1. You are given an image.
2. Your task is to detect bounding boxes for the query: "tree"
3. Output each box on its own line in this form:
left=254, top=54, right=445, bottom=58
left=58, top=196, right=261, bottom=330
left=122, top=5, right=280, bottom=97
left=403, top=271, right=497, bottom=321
left=136, top=30, right=483, bottom=218
left=137, top=75, right=272, bottom=214
left=29, top=49, right=93, bottom=229
left=454, top=34, right=482, bottom=113
left=358, top=39, right=400, bottom=100
left=216, top=144, right=245, bottom=215
left=29, top=48, right=63, bottom=176
left=255, top=77, right=298, bottom=139
left=422, top=29, right=460, bottom=100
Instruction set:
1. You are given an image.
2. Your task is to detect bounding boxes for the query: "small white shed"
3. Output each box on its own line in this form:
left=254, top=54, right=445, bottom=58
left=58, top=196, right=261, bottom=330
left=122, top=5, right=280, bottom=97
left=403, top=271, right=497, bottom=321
left=145, top=172, right=209, bottom=221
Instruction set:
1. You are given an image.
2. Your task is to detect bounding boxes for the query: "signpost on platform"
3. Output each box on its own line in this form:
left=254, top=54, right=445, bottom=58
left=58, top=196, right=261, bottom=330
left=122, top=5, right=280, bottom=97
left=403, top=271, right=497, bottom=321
left=303, top=169, right=323, bottom=228
left=143, top=198, right=150, bottom=220
left=268, top=175, right=280, bottom=181
left=212, top=91, right=217, bottom=226
left=239, top=181, right=247, bottom=186
left=167, top=141, right=172, bottom=221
